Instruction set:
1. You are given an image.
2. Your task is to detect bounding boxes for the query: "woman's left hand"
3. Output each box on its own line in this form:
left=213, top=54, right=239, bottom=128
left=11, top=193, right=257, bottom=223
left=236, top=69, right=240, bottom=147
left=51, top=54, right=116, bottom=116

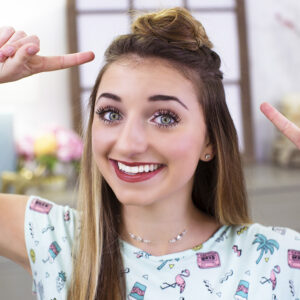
left=0, top=26, right=94, bottom=83
left=260, top=102, right=300, bottom=149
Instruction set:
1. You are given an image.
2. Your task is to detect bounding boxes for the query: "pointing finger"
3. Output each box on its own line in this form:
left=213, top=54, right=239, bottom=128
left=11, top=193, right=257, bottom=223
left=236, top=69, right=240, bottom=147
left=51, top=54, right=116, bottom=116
left=260, top=102, right=300, bottom=148
left=38, top=51, right=95, bottom=72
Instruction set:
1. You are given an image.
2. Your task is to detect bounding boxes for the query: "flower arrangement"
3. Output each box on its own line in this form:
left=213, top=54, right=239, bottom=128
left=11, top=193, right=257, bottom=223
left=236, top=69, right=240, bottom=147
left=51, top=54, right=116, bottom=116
left=16, top=127, right=83, bottom=176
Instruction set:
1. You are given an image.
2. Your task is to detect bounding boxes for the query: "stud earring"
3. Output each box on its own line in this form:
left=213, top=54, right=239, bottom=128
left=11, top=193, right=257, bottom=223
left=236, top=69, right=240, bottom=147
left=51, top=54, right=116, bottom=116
left=205, top=154, right=211, bottom=160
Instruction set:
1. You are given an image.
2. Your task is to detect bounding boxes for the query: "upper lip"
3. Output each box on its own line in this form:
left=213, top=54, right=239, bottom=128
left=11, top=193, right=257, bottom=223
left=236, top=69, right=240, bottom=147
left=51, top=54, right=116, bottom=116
left=110, top=159, right=163, bottom=167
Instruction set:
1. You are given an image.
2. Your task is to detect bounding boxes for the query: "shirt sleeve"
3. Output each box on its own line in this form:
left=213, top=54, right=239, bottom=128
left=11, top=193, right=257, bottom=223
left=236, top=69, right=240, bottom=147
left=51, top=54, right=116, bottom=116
left=24, top=195, right=78, bottom=298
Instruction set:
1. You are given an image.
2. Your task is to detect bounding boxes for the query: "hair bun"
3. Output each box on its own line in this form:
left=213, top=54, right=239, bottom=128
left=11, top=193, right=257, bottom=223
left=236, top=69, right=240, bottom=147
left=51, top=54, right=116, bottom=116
left=131, top=7, right=213, bottom=51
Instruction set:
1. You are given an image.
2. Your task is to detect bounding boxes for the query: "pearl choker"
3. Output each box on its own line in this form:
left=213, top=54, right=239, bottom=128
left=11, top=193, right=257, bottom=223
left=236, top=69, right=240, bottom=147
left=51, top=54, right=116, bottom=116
left=128, top=229, right=187, bottom=244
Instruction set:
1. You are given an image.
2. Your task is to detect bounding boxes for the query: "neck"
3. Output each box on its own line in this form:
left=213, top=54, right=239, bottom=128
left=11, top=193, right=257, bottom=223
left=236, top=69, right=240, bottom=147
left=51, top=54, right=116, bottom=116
left=119, top=195, right=220, bottom=256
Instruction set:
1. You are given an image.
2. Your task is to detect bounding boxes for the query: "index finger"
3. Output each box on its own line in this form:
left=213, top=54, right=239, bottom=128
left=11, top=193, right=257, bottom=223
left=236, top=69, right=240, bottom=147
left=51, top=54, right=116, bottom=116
left=260, top=102, right=300, bottom=148
left=39, top=51, right=95, bottom=71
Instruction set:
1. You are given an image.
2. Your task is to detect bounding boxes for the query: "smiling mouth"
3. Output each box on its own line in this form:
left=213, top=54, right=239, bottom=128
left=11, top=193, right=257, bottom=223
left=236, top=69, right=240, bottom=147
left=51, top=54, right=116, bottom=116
left=110, top=159, right=165, bottom=178
left=117, top=161, right=163, bottom=175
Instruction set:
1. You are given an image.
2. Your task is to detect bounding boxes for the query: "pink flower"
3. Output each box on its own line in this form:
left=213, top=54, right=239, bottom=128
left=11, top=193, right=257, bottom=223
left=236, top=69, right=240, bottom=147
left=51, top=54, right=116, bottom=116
left=16, top=136, right=35, bottom=160
left=53, top=127, right=83, bottom=163
left=16, top=126, right=83, bottom=164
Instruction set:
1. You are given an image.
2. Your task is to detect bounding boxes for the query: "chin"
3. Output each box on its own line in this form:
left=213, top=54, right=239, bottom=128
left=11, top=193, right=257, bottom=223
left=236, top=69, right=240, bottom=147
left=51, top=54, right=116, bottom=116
left=114, top=192, right=155, bottom=207
left=119, top=199, right=148, bottom=207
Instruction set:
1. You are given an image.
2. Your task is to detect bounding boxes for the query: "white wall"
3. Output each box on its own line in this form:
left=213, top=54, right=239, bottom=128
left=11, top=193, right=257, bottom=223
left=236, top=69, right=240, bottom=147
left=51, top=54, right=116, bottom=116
left=245, top=0, right=300, bottom=161
left=0, top=0, right=72, bottom=140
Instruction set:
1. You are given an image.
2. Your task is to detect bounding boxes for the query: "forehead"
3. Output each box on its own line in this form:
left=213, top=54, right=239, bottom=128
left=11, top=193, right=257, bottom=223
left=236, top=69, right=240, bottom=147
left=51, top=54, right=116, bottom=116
left=96, top=57, right=199, bottom=101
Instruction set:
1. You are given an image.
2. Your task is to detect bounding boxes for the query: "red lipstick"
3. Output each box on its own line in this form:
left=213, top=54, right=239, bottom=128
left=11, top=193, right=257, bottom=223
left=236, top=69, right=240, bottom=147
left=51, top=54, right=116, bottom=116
left=110, top=159, right=165, bottom=183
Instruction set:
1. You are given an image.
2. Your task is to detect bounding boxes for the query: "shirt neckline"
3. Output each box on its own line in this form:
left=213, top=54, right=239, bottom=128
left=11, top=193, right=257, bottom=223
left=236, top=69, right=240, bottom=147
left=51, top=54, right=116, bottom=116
left=119, top=224, right=229, bottom=262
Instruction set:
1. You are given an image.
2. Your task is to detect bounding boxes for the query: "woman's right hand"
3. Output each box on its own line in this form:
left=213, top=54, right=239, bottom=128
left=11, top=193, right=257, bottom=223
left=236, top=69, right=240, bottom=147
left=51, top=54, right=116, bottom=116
left=0, top=26, right=94, bottom=83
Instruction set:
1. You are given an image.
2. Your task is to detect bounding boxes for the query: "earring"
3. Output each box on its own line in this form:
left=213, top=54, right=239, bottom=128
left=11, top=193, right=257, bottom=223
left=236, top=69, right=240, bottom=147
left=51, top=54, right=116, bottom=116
left=205, top=154, right=211, bottom=160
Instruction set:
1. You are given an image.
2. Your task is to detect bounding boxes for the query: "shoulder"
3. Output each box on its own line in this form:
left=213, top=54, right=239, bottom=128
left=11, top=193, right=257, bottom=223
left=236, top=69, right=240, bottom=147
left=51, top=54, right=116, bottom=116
left=24, top=195, right=79, bottom=249
left=225, top=223, right=300, bottom=259
left=247, top=223, right=300, bottom=264
left=241, top=223, right=299, bottom=246
left=24, top=195, right=79, bottom=243
left=225, top=222, right=300, bottom=244
left=212, top=224, right=300, bottom=297
left=225, top=223, right=300, bottom=277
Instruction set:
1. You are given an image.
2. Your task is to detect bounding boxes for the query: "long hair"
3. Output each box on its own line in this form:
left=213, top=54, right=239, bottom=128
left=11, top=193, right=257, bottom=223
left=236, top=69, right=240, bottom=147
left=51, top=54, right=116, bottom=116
left=68, top=7, right=251, bottom=300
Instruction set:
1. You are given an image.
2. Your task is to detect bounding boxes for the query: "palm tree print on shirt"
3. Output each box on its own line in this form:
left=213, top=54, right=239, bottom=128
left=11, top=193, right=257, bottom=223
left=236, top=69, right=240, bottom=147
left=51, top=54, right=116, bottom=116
left=252, top=234, right=279, bottom=264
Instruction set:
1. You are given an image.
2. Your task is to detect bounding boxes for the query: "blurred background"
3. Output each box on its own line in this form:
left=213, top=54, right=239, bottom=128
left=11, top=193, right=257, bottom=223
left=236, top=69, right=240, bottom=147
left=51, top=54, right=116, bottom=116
left=0, top=0, right=299, bottom=299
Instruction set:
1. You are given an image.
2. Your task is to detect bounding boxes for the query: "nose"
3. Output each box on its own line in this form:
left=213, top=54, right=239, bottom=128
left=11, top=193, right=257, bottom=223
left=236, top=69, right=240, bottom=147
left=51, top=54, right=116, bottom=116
left=114, top=115, right=148, bottom=157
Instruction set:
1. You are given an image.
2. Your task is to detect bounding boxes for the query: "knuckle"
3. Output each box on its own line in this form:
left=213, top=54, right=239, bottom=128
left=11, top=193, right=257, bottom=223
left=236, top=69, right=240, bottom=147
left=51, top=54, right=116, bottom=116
left=16, top=30, right=27, bottom=38
left=31, top=35, right=40, bottom=44
left=0, top=26, right=15, bottom=35
left=6, top=26, right=15, bottom=34
left=281, top=120, right=290, bottom=133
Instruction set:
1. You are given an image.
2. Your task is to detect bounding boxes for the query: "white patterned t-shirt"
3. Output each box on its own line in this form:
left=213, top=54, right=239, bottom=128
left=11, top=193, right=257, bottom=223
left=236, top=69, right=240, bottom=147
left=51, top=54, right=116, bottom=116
left=24, top=196, right=300, bottom=299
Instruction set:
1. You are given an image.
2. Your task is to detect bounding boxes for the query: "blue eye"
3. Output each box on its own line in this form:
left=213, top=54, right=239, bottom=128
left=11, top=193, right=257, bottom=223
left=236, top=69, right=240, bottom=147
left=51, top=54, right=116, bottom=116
left=155, top=115, right=174, bottom=125
left=95, top=106, right=181, bottom=128
left=95, top=106, right=122, bottom=123
left=151, top=110, right=180, bottom=128
left=105, top=111, right=121, bottom=121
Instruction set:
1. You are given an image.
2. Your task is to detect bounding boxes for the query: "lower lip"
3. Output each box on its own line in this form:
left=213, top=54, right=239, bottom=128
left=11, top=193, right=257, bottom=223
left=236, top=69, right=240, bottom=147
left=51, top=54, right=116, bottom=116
left=110, top=160, right=165, bottom=183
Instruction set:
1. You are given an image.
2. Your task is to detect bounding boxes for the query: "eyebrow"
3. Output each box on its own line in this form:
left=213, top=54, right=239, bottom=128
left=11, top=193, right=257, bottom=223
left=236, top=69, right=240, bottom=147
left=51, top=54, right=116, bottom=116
left=96, top=92, right=188, bottom=110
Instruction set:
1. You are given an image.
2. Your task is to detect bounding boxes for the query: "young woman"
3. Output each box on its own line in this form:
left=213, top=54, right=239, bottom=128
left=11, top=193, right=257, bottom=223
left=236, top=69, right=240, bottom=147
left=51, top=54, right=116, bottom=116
left=0, top=7, right=299, bottom=300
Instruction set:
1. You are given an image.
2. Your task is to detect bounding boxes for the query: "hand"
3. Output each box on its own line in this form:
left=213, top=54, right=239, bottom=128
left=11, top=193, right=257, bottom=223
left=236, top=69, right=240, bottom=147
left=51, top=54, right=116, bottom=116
left=0, top=26, right=94, bottom=83
left=260, top=102, right=300, bottom=149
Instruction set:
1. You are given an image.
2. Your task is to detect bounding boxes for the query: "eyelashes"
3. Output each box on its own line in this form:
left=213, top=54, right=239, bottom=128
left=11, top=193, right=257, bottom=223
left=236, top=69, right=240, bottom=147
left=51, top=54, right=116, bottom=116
left=150, top=109, right=181, bottom=128
left=95, top=106, right=122, bottom=124
left=95, top=105, right=181, bottom=128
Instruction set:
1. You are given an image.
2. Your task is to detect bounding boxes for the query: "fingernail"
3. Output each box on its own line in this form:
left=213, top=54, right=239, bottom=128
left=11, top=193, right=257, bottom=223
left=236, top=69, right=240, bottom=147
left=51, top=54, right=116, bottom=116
left=27, top=46, right=38, bottom=55
left=3, top=45, right=15, bottom=56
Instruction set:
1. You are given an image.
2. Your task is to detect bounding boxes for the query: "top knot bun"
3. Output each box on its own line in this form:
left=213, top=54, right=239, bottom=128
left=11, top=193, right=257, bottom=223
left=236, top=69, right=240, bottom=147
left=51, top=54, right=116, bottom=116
left=131, top=7, right=213, bottom=51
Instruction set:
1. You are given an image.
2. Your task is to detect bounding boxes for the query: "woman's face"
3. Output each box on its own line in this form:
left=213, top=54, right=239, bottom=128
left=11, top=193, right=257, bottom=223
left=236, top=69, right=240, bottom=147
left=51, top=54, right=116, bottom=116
left=92, top=57, right=212, bottom=206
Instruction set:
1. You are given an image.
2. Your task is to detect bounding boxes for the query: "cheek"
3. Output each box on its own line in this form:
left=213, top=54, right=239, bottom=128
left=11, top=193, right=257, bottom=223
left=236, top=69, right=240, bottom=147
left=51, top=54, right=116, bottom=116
left=91, top=122, right=114, bottom=157
left=159, top=131, right=205, bottom=162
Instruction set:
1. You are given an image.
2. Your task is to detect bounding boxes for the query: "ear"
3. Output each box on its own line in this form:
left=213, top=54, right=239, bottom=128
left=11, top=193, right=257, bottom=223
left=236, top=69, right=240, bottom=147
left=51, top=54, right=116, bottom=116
left=200, top=139, right=214, bottom=162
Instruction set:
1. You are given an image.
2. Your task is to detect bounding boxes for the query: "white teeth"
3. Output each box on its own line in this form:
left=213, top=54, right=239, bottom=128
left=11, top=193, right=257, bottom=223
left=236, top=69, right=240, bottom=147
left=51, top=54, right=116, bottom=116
left=132, top=166, right=139, bottom=174
left=117, top=161, right=161, bottom=174
left=118, top=162, right=126, bottom=170
left=124, top=165, right=131, bottom=173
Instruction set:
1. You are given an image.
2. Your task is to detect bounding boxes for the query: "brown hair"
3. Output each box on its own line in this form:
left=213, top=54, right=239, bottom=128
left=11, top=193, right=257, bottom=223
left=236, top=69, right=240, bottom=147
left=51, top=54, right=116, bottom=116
left=68, top=7, right=250, bottom=300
